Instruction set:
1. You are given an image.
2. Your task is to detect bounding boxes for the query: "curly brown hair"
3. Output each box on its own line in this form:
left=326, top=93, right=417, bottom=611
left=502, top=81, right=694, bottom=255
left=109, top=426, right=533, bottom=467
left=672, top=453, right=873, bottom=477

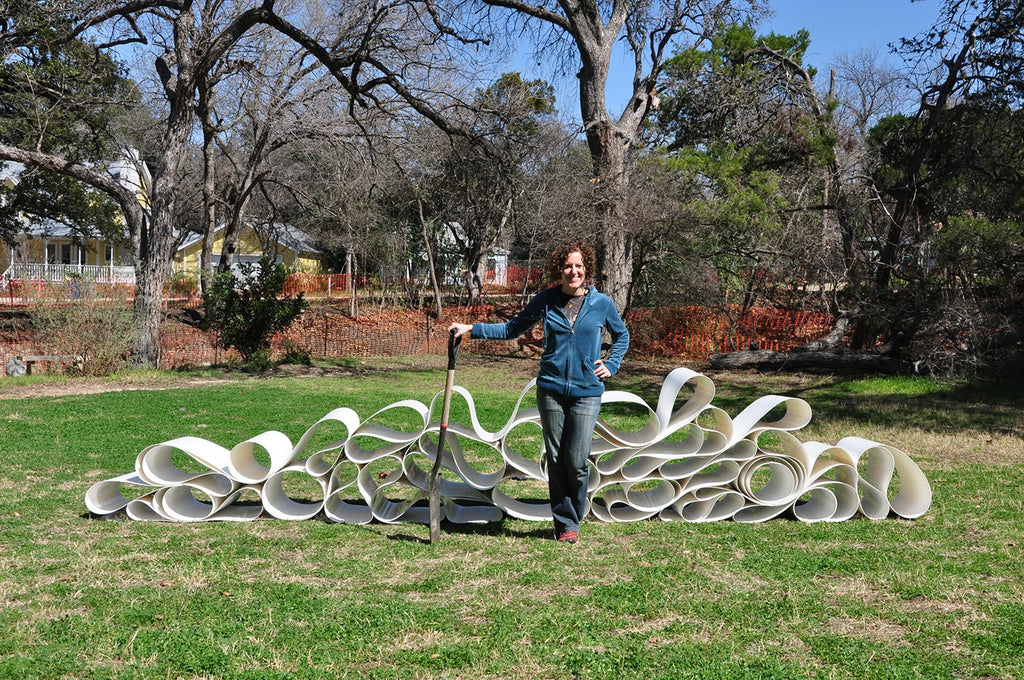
left=546, top=242, right=597, bottom=283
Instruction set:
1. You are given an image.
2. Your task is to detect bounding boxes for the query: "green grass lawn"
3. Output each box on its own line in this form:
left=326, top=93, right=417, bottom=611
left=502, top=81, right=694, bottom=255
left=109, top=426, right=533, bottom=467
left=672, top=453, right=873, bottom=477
left=0, top=356, right=1021, bottom=679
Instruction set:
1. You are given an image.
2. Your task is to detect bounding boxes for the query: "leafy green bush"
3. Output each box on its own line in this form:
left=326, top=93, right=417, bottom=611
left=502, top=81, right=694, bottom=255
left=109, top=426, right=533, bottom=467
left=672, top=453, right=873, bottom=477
left=201, top=257, right=307, bottom=366
left=278, top=339, right=313, bottom=365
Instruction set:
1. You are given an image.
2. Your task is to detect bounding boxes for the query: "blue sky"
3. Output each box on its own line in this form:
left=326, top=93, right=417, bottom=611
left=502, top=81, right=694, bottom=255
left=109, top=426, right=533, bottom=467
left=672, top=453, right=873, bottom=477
left=762, top=0, right=939, bottom=68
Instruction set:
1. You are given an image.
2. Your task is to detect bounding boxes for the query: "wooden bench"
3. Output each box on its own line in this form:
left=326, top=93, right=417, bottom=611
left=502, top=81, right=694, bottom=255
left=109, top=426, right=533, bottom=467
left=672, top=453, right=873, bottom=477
left=20, top=355, right=79, bottom=375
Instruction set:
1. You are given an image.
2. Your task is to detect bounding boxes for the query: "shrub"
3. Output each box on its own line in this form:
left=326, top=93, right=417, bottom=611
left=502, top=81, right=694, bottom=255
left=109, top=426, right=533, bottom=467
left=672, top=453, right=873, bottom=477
left=165, top=272, right=199, bottom=297
left=201, top=257, right=307, bottom=366
left=25, top=277, right=136, bottom=376
left=278, top=340, right=312, bottom=366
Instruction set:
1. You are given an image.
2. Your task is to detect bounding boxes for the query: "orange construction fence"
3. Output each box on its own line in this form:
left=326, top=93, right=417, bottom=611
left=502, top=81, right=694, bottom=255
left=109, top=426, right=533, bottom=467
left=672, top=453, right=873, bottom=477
left=0, top=303, right=834, bottom=373
left=160, top=304, right=835, bottom=369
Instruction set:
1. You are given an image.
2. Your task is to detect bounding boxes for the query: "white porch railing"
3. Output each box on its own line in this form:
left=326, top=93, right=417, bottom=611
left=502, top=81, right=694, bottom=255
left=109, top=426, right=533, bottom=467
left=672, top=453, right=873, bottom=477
left=2, top=263, right=136, bottom=284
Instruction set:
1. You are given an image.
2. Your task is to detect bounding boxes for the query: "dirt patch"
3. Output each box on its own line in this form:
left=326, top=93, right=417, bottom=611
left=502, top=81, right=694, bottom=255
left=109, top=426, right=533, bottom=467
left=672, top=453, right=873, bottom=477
left=0, top=376, right=221, bottom=399
left=826, top=615, right=910, bottom=644
left=0, top=363, right=362, bottom=400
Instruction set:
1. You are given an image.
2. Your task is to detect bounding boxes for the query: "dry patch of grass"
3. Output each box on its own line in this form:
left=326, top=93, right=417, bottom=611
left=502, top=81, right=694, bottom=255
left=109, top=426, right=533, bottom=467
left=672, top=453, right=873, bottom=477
left=826, top=615, right=911, bottom=644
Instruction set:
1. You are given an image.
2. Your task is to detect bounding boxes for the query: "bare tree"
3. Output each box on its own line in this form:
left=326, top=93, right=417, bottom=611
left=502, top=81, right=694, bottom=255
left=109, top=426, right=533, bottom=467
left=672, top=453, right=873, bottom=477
left=375, top=120, right=453, bottom=317
left=469, top=0, right=767, bottom=308
left=828, top=49, right=913, bottom=286
left=1, top=0, right=462, bottom=366
left=832, top=48, right=911, bottom=139
left=513, top=138, right=602, bottom=274
left=203, top=28, right=356, bottom=275
left=874, top=0, right=1024, bottom=290
left=424, top=74, right=558, bottom=301
left=0, top=0, right=290, bottom=366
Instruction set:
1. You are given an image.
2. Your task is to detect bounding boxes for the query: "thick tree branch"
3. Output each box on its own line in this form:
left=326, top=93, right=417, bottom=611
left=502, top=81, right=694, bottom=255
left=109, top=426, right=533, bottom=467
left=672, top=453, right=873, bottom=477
left=0, top=142, right=146, bottom=228
left=478, top=0, right=572, bottom=32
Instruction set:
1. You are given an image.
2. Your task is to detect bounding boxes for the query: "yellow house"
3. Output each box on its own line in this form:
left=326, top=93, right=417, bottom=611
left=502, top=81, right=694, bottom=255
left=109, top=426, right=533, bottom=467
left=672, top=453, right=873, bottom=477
left=174, top=221, right=325, bottom=278
left=2, top=220, right=134, bottom=284
left=2, top=152, right=326, bottom=286
left=1, top=151, right=146, bottom=284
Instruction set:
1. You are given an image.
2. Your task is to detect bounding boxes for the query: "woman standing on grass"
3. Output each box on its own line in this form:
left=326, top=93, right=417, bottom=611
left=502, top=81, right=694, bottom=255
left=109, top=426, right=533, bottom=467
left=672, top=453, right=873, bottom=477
left=448, top=242, right=630, bottom=544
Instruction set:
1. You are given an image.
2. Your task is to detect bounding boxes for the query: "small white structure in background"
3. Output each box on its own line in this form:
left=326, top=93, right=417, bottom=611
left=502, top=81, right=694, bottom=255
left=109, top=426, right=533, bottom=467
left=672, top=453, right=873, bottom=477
left=488, top=248, right=509, bottom=286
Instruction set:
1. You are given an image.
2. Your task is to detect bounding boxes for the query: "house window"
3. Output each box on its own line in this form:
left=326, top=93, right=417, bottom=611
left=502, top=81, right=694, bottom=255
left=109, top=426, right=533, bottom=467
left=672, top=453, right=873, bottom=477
left=60, top=244, right=72, bottom=264
left=46, top=244, right=56, bottom=264
left=105, top=244, right=113, bottom=263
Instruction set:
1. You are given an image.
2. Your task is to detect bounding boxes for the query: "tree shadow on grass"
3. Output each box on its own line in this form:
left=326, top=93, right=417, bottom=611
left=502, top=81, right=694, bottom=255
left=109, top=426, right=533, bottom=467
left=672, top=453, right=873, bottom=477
left=378, top=519, right=552, bottom=544
left=756, top=378, right=1023, bottom=439
left=617, top=366, right=1024, bottom=440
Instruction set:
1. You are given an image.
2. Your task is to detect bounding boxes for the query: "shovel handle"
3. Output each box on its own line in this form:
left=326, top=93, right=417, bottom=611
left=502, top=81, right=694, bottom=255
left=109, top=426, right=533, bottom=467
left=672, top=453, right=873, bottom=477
left=447, top=328, right=462, bottom=370
left=431, top=330, right=462, bottom=543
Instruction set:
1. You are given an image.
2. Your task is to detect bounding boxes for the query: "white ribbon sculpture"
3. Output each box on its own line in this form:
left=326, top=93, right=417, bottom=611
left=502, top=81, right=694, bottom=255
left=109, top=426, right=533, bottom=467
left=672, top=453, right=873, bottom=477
left=85, top=368, right=932, bottom=524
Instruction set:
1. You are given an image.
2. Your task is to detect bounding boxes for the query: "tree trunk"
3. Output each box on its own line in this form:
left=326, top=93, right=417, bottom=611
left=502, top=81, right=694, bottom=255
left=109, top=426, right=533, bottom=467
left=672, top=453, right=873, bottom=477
left=131, top=252, right=174, bottom=367
left=197, top=79, right=218, bottom=294
left=586, top=120, right=634, bottom=310
left=706, top=315, right=912, bottom=372
left=346, top=251, right=357, bottom=317
left=600, top=220, right=632, bottom=309
left=201, top=214, right=216, bottom=288
left=709, top=347, right=910, bottom=373
left=576, top=32, right=650, bottom=312
left=131, top=32, right=197, bottom=368
left=131, top=166, right=181, bottom=368
left=218, top=208, right=243, bottom=273
left=465, top=244, right=486, bottom=302
left=418, top=198, right=444, bottom=318
left=200, top=138, right=217, bottom=292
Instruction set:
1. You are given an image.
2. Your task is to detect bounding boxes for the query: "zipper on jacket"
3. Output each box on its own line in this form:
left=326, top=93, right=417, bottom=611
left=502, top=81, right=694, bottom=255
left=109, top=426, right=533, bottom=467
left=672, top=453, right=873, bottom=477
left=564, top=291, right=588, bottom=395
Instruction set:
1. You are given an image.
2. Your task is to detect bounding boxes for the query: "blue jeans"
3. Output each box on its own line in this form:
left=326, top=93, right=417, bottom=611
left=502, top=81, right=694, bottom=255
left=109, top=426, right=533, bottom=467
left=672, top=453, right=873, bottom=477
left=536, top=387, right=602, bottom=534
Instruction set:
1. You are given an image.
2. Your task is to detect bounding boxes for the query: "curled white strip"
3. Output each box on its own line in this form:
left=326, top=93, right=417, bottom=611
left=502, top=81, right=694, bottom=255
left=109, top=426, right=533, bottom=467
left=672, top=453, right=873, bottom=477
left=85, top=367, right=932, bottom=524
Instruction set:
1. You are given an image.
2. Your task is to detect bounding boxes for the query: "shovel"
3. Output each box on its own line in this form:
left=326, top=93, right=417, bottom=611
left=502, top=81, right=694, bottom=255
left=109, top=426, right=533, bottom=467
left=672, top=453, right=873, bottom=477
left=429, top=328, right=462, bottom=543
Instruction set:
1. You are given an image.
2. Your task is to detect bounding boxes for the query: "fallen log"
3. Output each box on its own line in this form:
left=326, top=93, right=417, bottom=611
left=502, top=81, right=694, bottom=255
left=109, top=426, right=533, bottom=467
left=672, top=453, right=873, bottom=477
left=709, top=347, right=911, bottom=372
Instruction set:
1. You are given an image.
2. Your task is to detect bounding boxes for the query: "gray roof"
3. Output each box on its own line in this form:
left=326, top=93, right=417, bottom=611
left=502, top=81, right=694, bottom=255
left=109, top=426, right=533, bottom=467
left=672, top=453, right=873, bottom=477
left=11, top=217, right=128, bottom=241
left=0, top=161, right=26, bottom=184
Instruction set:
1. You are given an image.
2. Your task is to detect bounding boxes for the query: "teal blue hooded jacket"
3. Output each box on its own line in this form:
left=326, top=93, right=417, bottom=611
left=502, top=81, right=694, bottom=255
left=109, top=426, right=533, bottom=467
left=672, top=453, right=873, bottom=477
left=471, top=285, right=629, bottom=397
